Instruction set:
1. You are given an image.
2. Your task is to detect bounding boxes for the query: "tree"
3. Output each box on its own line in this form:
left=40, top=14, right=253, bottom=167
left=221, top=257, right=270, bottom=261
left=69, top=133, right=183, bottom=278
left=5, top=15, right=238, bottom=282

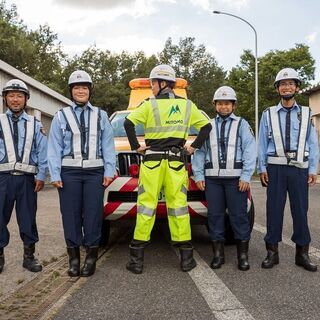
left=159, top=37, right=226, bottom=117
left=0, top=0, right=66, bottom=92
left=63, top=46, right=159, bottom=114
left=227, top=44, right=315, bottom=130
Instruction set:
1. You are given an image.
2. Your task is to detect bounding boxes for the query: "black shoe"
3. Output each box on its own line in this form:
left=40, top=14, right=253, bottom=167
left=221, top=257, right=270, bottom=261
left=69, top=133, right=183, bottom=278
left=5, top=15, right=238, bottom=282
left=67, top=247, right=80, bottom=277
left=179, top=245, right=196, bottom=272
left=81, top=247, right=99, bottom=277
left=0, top=248, right=4, bottom=274
left=23, top=244, right=42, bottom=273
left=295, top=244, right=317, bottom=272
left=261, top=243, right=279, bottom=269
left=237, top=240, right=250, bottom=271
left=126, top=244, right=144, bottom=274
left=210, top=241, right=225, bottom=269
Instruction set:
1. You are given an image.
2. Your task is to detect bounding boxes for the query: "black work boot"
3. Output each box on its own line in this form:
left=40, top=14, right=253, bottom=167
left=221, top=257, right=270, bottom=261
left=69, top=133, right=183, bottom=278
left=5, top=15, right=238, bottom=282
left=0, top=248, right=4, bottom=274
left=210, top=241, right=225, bottom=269
left=179, top=245, right=196, bottom=272
left=126, top=244, right=144, bottom=274
left=237, top=240, right=250, bottom=271
left=23, top=244, right=42, bottom=272
left=261, top=243, right=279, bottom=269
left=295, top=244, right=317, bottom=272
left=81, top=247, right=99, bottom=277
left=67, top=247, right=80, bottom=277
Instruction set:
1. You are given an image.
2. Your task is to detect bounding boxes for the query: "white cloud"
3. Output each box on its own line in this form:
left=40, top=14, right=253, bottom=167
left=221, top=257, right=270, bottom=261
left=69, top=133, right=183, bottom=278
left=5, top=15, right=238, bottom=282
left=306, top=32, right=317, bottom=44
left=189, top=0, right=249, bottom=12
left=63, top=35, right=164, bottom=57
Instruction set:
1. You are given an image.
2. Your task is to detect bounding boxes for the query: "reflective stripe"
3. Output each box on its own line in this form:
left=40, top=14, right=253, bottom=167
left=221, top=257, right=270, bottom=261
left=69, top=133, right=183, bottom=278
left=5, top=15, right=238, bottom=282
left=267, top=156, right=309, bottom=168
left=269, top=107, right=285, bottom=157
left=88, top=108, right=99, bottom=161
left=61, top=106, right=103, bottom=168
left=168, top=206, right=188, bottom=217
left=137, top=205, right=155, bottom=217
left=62, top=107, right=82, bottom=161
left=0, top=162, right=36, bottom=173
left=150, top=97, right=161, bottom=126
left=184, top=100, right=192, bottom=125
left=297, top=107, right=310, bottom=163
left=61, top=157, right=103, bottom=168
left=181, top=185, right=188, bottom=195
left=268, top=106, right=309, bottom=168
left=208, top=117, right=242, bottom=177
left=0, top=114, right=16, bottom=164
left=21, top=116, right=35, bottom=165
left=138, top=185, right=145, bottom=196
left=145, top=125, right=188, bottom=134
left=0, top=114, right=37, bottom=174
left=205, top=168, right=242, bottom=176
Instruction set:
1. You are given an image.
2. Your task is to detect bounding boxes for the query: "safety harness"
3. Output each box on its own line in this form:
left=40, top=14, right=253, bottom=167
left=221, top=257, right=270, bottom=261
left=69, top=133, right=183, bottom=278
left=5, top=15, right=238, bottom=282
left=59, top=106, right=103, bottom=168
left=205, top=116, right=243, bottom=177
left=0, top=114, right=37, bottom=174
left=267, top=105, right=310, bottom=169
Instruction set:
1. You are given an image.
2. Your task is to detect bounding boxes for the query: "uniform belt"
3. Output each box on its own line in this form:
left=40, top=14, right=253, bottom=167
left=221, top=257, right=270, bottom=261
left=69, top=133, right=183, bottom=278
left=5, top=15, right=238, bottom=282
left=285, top=151, right=296, bottom=159
left=145, top=150, right=181, bottom=156
left=10, top=171, right=25, bottom=176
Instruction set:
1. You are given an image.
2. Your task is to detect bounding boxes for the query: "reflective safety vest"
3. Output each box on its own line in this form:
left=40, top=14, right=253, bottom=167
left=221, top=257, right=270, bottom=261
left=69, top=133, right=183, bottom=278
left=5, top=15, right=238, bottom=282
left=0, top=114, right=37, bottom=174
left=267, top=106, right=310, bottom=169
left=205, top=117, right=243, bottom=177
left=144, top=96, right=192, bottom=140
left=60, top=106, right=103, bottom=168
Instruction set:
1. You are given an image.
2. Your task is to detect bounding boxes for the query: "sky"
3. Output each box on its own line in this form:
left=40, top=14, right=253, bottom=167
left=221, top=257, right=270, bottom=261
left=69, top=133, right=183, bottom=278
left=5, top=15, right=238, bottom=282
left=5, top=0, right=320, bottom=83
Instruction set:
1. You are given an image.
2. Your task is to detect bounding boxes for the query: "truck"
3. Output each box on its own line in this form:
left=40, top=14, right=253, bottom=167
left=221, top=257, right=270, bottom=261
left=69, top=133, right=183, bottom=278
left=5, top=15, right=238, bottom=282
left=100, top=78, right=254, bottom=246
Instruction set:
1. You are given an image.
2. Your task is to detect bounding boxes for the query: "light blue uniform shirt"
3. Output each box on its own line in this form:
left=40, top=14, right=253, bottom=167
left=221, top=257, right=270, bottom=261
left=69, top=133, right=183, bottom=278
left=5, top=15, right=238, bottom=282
left=192, top=113, right=256, bottom=183
left=258, top=102, right=319, bottom=175
left=47, top=102, right=116, bottom=182
left=0, top=110, right=48, bottom=181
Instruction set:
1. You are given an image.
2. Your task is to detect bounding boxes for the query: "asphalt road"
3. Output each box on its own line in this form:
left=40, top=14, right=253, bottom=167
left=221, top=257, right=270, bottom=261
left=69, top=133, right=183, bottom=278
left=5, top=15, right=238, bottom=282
left=51, top=181, right=320, bottom=320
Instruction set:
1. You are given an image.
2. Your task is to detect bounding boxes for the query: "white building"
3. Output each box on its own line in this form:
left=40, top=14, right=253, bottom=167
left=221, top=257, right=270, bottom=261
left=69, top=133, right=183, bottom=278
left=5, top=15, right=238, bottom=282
left=0, top=59, right=71, bottom=132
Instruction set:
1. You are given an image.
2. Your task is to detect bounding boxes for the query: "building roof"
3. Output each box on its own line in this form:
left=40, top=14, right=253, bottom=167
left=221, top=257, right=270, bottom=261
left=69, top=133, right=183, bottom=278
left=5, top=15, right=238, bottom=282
left=0, top=59, right=71, bottom=105
left=300, top=82, right=320, bottom=95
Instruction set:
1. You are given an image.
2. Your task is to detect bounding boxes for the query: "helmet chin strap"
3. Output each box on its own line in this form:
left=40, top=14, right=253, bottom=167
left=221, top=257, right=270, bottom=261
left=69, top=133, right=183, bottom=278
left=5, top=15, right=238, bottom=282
left=218, top=112, right=232, bottom=119
left=280, top=93, right=295, bottom=101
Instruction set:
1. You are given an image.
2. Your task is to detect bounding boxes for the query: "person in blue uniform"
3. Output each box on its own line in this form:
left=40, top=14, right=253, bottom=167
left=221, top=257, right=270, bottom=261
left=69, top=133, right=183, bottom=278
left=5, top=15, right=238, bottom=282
left=258, top=68, right=319, bottom=272
left=192, top=86, right=256, bottom=271
left=0, top=79, right=47, bottom=273
left=48, top=70, right=116, bottom=277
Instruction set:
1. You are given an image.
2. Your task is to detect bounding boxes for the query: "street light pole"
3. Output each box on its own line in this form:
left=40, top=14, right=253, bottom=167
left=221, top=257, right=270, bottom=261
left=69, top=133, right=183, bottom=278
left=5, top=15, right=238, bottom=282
left=213, top=10, right=259, bottom=144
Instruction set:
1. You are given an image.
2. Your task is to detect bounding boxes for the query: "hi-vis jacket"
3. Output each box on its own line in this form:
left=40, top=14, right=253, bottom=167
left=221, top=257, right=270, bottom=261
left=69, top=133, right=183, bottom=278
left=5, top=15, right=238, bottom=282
left=0, top=110, right=47, bottom=180
left=258, top=102, right=319, bottom=174
left=126, top=94, right=210, bottom=151
left=47, top=102, right=116, bottom=182
left=192, top=113, right=256, bottom=183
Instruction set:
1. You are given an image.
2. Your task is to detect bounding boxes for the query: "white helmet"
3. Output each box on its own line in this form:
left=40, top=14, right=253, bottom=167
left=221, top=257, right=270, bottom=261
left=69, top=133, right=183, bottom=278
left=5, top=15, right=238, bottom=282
left=149, top=64, right=176, bottom=82
left=213, top=86, right=237, bottom=102
left=68, top=70, right=93, bottom=87
left=2, top=79, right=30, bottom=99
left=274, top=68, right=301, bottom=87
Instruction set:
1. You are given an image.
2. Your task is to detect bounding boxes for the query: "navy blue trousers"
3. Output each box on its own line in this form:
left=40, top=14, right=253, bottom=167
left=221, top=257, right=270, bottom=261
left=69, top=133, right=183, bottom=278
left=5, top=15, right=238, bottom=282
left=205, top=177, right=250, bottom=241
left=265, top=164, right=310, bottom=246
left=0, top=173, right=38, bottom=248
left=58, top=167, right=105, bottom=247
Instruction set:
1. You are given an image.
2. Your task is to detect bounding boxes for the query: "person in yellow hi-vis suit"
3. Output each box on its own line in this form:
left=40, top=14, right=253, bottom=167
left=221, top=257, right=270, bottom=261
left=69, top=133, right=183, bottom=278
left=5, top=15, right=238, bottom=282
left=124, top=64, right=212, bottom=274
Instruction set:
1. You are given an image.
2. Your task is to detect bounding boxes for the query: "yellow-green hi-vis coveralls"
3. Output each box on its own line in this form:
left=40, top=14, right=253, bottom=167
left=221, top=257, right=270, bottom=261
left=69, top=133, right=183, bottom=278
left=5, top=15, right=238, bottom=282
left=125, top=93, right=210, bottom=242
